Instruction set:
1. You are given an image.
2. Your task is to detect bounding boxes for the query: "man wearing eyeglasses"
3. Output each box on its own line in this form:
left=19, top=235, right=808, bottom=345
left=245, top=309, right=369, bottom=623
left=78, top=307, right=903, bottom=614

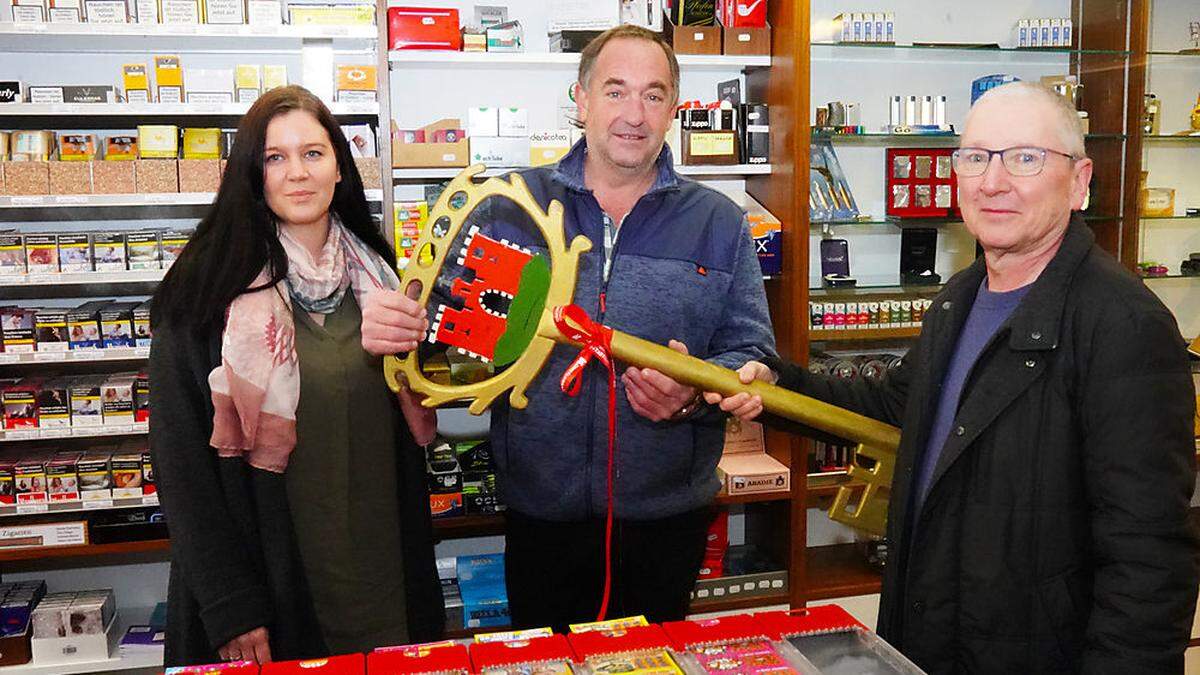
left=707, top=81, right=1198, bottom=673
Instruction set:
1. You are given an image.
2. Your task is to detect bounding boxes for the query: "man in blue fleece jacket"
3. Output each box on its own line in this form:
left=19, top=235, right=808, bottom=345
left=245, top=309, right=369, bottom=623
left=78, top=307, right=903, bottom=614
left=363, top=24, right=775, bottom=631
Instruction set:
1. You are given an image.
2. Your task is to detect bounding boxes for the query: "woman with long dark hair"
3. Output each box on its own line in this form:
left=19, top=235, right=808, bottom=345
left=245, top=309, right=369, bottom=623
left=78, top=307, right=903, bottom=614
left=150, top=85, right=443, bottom=666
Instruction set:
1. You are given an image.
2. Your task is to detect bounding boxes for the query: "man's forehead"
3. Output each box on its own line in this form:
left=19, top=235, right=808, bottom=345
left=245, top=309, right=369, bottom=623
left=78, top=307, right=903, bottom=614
left=962, top=98, right=1059, bottom=147
left=594, top=38, right=671, bottom=80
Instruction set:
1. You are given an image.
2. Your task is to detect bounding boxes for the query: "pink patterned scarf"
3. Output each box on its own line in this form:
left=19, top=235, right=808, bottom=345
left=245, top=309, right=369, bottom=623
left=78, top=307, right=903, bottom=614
left=208, top=216, right=436, bottom=473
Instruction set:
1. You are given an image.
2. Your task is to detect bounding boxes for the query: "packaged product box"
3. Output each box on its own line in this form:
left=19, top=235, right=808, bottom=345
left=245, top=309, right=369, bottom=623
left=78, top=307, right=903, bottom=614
left=35, top=379, right=71, bottom=429
left=668, top=19, right=721, bottom=54
left=11, top=131, right=54, bottom=162
left=48, top=161, right=92, bottom=195
left=57, top=233, right=92, bottom=274
left=24, top=234, right=59, bottom=275
left=99, top=302, right=138, bottom=348
left=69, top=376, right=104, bottom=427
left=13, top=453, right=50, bottom=503
left=0, top=234, right=25, bottom=277
left=529, top=130, right=571, bottom=167
left=353, top=156, right=380, bottom=190
left=109, top=451, right=143, bottom=498
left=261, top=653, right=364, bottom=674
left=0, top=459, right=16, bottom=505
left=57, top=134, right=97, bottom=162
left=546, top=1, right=617, bottom=31
left=469, top=136, right=529, bottom=168
left=140, top=449, right=154, bottom=495
left=34, top=308, right=69, bottom=351
left=177, top=159, right=220, bottom=193
left=132, top=301, right=152, bottom=347
left=247, top=0, right=281, bottom=24
left=90, top=161, right=135, bottom=194
left=133, top=373, right=149, bottom=423
left=335, top=65, right=377, bottom=103
left=67, top=300, right=111, bottom=350
left=124, top=231, right=161, bottom=271
left=62, top=590, right=114, bottom=635
left=77, top=452, right=113, bottom=501
left=30, top=592, right=74, bottom=638
left=159, top=0, right=199, bottom=25
left=153, top=56, right=184, bottom=104
left=185, top=70, right=234, bottom=104
left=137, top=125, right=178, bottom=159
left=181, top=128, right=221, bottom=160
left=392, top=119, right=469, bottom=168
left=10, top=0, right=48, bottom=22
left=83, top=0, right=129, bottom=23
left=1, top=309, right=36, bottom=354
left=234, top=65, right=261, bottom=104
left=1, top=162, right=50, bottom=196
left=91, top=232, right=126, bottom=272
left=262, top=64, right=288, bottom=91
left=122, top=64, right=151, bottom=104
left=103, top=136, right=138, bottom=161
left=134, top=159, right=178, bottom=193
left=204, top=0, right=245, bottom=24
left=159, top=230, right=190, bottom=269
left=722, top=24, right=770, bottom=55
left=46, top=452, right=82, bottom=501
left=387, top=6, right=461, bottom=50
left=101, top=374, right=136, bottom=428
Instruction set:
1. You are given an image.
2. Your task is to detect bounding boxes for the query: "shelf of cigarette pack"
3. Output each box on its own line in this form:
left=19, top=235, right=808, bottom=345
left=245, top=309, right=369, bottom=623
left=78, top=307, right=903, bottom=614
left=388, top=51, right=770, bottom=69
left=0, top=424, right=148, bottom=443
left=805, top=543, right=881, bottom=601
left=0, top=605, right=162, bottom=675
left=0, top=102, right=378, bottom=117
left=811, top=41, right=1129, bottom=57
left=0, top=190, right=381, bottom=209
left=0, top=270, right=164, bottom=288
left=0, top=494, right=158, bottom=518
left=0, top=347, right=149, bottom=366
left=0, top=538, right=169, bottom=564
left=393, top=165, right=771, bottom=180
left=810, top=327, right=921, bottom=342
left=0, top=20, right=375, bottom=45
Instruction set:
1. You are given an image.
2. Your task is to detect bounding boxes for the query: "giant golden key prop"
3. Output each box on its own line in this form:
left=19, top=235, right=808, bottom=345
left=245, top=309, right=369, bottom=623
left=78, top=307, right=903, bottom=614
left=384, top=165, right=901, bottom=536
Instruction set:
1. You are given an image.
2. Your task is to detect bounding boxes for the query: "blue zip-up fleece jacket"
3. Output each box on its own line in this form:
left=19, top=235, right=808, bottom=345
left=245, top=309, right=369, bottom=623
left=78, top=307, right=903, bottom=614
left=468, top=140, right=777, bottom=522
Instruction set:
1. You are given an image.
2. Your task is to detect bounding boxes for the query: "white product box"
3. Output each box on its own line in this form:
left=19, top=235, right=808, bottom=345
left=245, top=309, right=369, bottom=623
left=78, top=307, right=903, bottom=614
left=498, top=107, right=528, bottom=137
left=863, top=12, right=874, bottom=42
left=468, top=107, right=500, bottom=137
left=204, top=0, right=245, bottom=24
left=619, top=0, right=661, bottom=31
left=159, top=0, right=198, bottom=23
left=1028, top=18, right=1041, bottom=47
left=1064, top=18, right=1073, bottom=47
left=84, top=0, right=128, bottom=22
left=835, top=13, right=851, bottom=43
left=247, top=0, right=281, bottom=23
left=185, top=69, right=234, bottom=103
left=547, top=0, right=618, bottom=32
left=874, top=12, right=883, bottom=42
left=529, top=130, right=571, bottom=167
left=852, top=12, right=863, bottom=42
left=134, top=0, right=156, bottom=22
left=1018, top=19, right=1030, bottom=47
left=49, top=0, right=82, bottom=22
left=469, top=136, right=530, bottom=168
left=1040, top=18, right=1051, bottom=46
left=885, top=12, right=894, bottom=42
left=31, top=613, right=118, bottom=666
left=11, top=0, right=46, bottom=22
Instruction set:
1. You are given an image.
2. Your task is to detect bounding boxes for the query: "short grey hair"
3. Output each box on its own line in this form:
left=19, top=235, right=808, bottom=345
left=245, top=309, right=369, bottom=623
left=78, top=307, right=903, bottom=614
left=577, top=25, right=680, bottom=102
left=965, top=81, right=1088, bottom=158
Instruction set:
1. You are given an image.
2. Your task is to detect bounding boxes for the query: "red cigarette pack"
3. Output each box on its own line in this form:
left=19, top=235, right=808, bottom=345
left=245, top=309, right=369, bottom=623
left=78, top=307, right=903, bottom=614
left=388, top=7, right=462, bottom=51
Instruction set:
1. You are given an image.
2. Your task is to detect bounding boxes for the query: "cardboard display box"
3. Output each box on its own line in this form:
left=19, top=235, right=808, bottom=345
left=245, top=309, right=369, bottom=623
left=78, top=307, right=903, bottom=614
left=392, top=119, right=468, bottom=168
left=48, top=162, right=92, bottom=195
left=177, top=159, right=220, bottom=193
left=722, top=24, right=770, bottom=55
left=1, top=162, right=49, bottom=196
left=669, top=20, right=721, bottom=54
left=134, top=159, right=178, bottom=193
left=91, top=161, right=136, bottom=194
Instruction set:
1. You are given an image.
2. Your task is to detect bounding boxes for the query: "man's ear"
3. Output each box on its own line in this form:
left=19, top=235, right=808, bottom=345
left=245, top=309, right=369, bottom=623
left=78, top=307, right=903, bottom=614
left=1070, top=157, right=1093, bottom=211
left=573, top=82, right=587, bottom=124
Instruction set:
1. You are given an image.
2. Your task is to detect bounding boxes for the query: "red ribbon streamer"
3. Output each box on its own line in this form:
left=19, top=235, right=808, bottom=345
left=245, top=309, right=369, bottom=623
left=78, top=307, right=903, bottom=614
left=553, top=304, right=617, bottom=621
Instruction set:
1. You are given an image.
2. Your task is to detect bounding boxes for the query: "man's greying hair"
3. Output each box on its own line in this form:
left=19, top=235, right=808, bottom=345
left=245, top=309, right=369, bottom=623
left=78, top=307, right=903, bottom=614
left=577, top=25, right=681, bottom=102
left=966, top=81, right=1088, bottom=159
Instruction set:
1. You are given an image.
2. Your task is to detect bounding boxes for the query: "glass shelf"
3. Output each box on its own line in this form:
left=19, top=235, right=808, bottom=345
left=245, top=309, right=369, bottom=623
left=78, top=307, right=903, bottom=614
left=1139, top=215, right=1200, bottom=221
left=1143, top=134, right=1200, bottom=142
left=812, top=218, right=964, bottom=227
left=813, top=132, right=1126, bottom=141
left=809, top=275, right=946, bottom=293
left=1140, top=274, right=1200, bottom=281
left=811, top=42, right=1130, bottom=57
left=1147, top=49, right=1200, bottom=57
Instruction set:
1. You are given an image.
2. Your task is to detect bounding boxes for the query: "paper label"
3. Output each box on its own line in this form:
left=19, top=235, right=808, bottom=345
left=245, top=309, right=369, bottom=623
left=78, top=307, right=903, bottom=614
left=690, top=133, right=735, bottom=156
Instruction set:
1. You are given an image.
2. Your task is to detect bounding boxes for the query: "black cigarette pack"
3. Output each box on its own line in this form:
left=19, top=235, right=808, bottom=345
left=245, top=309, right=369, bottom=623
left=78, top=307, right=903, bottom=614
left=67, top=300, right=112, bottom=350
left=99, top=301, right=138, bottom=349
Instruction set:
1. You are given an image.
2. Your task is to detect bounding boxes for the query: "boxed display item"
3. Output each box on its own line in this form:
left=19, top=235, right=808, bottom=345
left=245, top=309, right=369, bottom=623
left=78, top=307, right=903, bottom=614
left=547, top=0, right=617, bottom=31
left=10, top=0, right=47, bottom=21
left=0, top=234, right=24, bottom=276
left=486, top=20, right=523, bottom=52
left=125, top=231, right=160, bottom=271
left=718, top=0, right=766, bottom=27
left=722, top=25, right=770, bottom=55
left=123, top=64, right=151, bottom=104
left=160, top=229, right=190, bottom=269
left=181, top=128, right=221, bottom=160
left=154, top=56, right=184, bottom=103
left=92, top=232, right=127, bottom=272
left=263, top=64, right=288, bottom=91
left=160, top=0, right=200, bottom=25
left=369, top=640, right=471, bottom=674
left=101, top=374, right=136, bottom=427
left=529, top=130, right=571, bottom=167
left=12, top=131, right=54, bottom=162
left=3, top=381, right=39, bottom=430
left=13, top=453, right=50, bottom=502
left=78, top=452, right=113, bottom=501
left=100, top=302, right=138, bottom=348
left=24, top=233, right=59, bottom=275
left=668, top=19, right=721, bottom=54
left=2, top=162, right=50, bottom=196
left=0, top=82, right=22, bottom=105
left=58, top=233, right=93, bottom=273
left=90, top=161, right=136, bottom=194
left=69, top=376, right=103, bottom=427
left=84, top=0, right=129, bottom=22
left=469, top=107, right=499, bottom=137
left=204, top=0, right=245, bottom=24
left=177, top=159, right=220, bottom=193
left=247, top=0, right=282, bottom=24
left=262, top=653, right=364, bottom=674
left=30, top=589, right=118, bottom=666
left=392, top=119, right=469, bottom=168
left=134, top=375, right=150, bottom=423
left=138, top=126, right=178, bottom=160
left=468, top=634, right=573, bottom=671
left=548, top=29, right=603, bottom=53
left=36, top=379, right=71, bottom=429
left=457, top=554, right=509, bottom=629
left=48, top=161, right=92, bottom=195
left=2, top=309, right=36, bottom=353
left=388, top=6, right=462, bottom=50
left=335, top=65, right=377, bottom=103
left=469, top=137, right=529, bottom=168
left=68, top=301, right=110, bottom=350
left=185, top=69, right=234, bottom=104
left=34, top=308, right=70, bottom=351
left=110, top=451, right=143, bottom=497
left=104, top=136, right=139, bottom=161
left=133, top=301, right=152, bottom=347
left=58, top=134, right=98, bottom=162
left=135, top=159, right=178, bottom=193
left=288, top=1, right=375, bottom=26
left=683, top=130, right=738, bottom=165
left=235, top=65, right=262, bottom=104
left=0, top=460, right=15, bottom=506
left=47, top=452, right=82, bottom=501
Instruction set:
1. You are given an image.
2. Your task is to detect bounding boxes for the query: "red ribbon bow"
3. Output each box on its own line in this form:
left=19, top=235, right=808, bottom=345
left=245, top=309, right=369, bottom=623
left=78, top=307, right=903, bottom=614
left=553, top=304, right=617, bottom=621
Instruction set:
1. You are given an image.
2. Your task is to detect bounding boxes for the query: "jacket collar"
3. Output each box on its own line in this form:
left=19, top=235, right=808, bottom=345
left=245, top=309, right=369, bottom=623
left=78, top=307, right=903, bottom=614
left=551, top=137, right=680, bottom=196
left=942, top=212, right=1094, bottom=353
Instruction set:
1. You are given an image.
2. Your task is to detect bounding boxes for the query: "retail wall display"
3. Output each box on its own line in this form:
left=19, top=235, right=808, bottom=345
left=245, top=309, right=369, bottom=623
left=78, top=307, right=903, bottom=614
left=3, top=0, right=369, bottom=26
left=0, top=443, right=153, bottom=503
left=0, top=370, right=149, bottom=432
left=0, top=230, right=189, bottom=276
left=818, top=235, right=852, bottom=287
left=809, top=140, right=859, bottom=222
left=885, top=147, right=959, bottom=220
left=1014, top=17, right=1073, bottom=48
left=387, top=6, right=461, bottom=50
left=669, top=0, right=717, bottom=27
left=832, top=12, right=895, bottom=44
left=969, top=73, right=1020, bottom=105
left=424, top=438, right=504, bottom=519
left=717, top=418, right=788, bottom=496
left=899, top=227, right=940, bottom=285
left=809, top=297, right=932, bottom=331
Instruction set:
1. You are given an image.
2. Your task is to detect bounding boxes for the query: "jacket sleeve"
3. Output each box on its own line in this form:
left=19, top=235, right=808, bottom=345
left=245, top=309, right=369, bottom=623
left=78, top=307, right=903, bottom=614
left=149, top=322, right=274, bottom=650
left=1079, top=306, right=1198, bottom=673
left=704, top=217, right=778, bottom=370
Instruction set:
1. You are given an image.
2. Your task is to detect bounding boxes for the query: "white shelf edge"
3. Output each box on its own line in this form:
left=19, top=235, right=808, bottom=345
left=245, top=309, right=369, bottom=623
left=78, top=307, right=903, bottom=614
left=0, top=271, right=165, bottom=287
left=0, top=606, right=162, bottom=675
left=0, top=424, right=148, bottom=443
left=388, top=50, right=770, bottom=68
left=393, top=165, right=772, bottom=179
left=0, top=21, right=375, bottom=40
left=0, top=347, right=150, bottom=366
left=0, top=102, right=378, bottom=116
left=0, top=189, right=381, bottom=208
left=0, top=495, right=159, bottom=519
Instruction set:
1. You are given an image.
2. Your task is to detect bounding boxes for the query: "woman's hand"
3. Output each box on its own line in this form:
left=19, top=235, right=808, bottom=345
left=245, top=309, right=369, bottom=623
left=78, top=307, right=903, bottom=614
left=361, top=287, right=428, bottom=357
left=703, top=361, right=777, bottom=422
left=218, top=626, right=271, bottom=664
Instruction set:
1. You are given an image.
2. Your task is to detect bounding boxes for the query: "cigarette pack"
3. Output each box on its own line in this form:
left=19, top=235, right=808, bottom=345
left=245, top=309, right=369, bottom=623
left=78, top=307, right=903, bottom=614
left=153, top=56, right=184, bottom=103
left=0, top=460, right=14, bottom=505
left=24, top=234, right=59, bottom=275
left=124, top=231, right=161, bottom=271
left=57, top=233, right=92, bottom=273
left=110, top=451, right=143, bottom=497
left=204, top=0, right=245, bottom=23
left=0, top=234, right=24, bottom=276
left=133, top=373, right=150, bottom=423
left=159, top=229, right=190, bottom=269
left=123, top=64, right=151, bottom=103
left=14, top=453, right=50, bottom=503
left=132, top=301, right=152, bottom=347
left=235, top=65, right=261, bottom=103
left=78, top=452, right=113, bottom=501
left=101, top=374, right=136, bottom=428
left=46, top=452, right=82, bottom=501
left=84, top=0, right=128, bottom=22
left=99, top=302, right=138, bottom=348
left=2, top=309, right=35, bottom=354
left=34, top=308, right=69, bottom=351
left=91, top=232, right=127, bottom=272
left=67, top=300, right=111, bottom=350
left=36, top=379, right=71, bottom=429
left=69, top=376, right=103, bottom=427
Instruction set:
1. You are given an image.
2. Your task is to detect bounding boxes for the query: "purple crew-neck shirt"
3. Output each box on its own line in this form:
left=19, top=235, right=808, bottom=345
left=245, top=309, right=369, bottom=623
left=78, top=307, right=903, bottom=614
left=911, top=278, right=1032, bottom=518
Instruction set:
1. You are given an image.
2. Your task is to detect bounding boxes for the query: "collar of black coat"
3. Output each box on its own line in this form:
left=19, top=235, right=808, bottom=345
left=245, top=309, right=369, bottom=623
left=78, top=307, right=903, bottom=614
left=942, top=211, right=1094, bottom=353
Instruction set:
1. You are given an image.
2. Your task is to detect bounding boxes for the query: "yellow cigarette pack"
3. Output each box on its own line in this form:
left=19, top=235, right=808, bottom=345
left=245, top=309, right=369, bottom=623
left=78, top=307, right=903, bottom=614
left=123, top=64, right=151, bottom=103
left=137, top=125, right=179, bottom=159
left=262, top=64, right=288, bottom=91
left=58, top=134, right=98, bottom=161
left=154, top=55, right=184, bottom=103
left=181, top=128, right=221, bottom=160
left=235, top=64, right=261, bottom=102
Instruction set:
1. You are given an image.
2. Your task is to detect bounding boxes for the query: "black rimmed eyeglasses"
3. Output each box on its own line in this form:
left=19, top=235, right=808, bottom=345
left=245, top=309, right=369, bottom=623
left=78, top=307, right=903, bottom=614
left=952, top=146, right=1079, bottom=177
